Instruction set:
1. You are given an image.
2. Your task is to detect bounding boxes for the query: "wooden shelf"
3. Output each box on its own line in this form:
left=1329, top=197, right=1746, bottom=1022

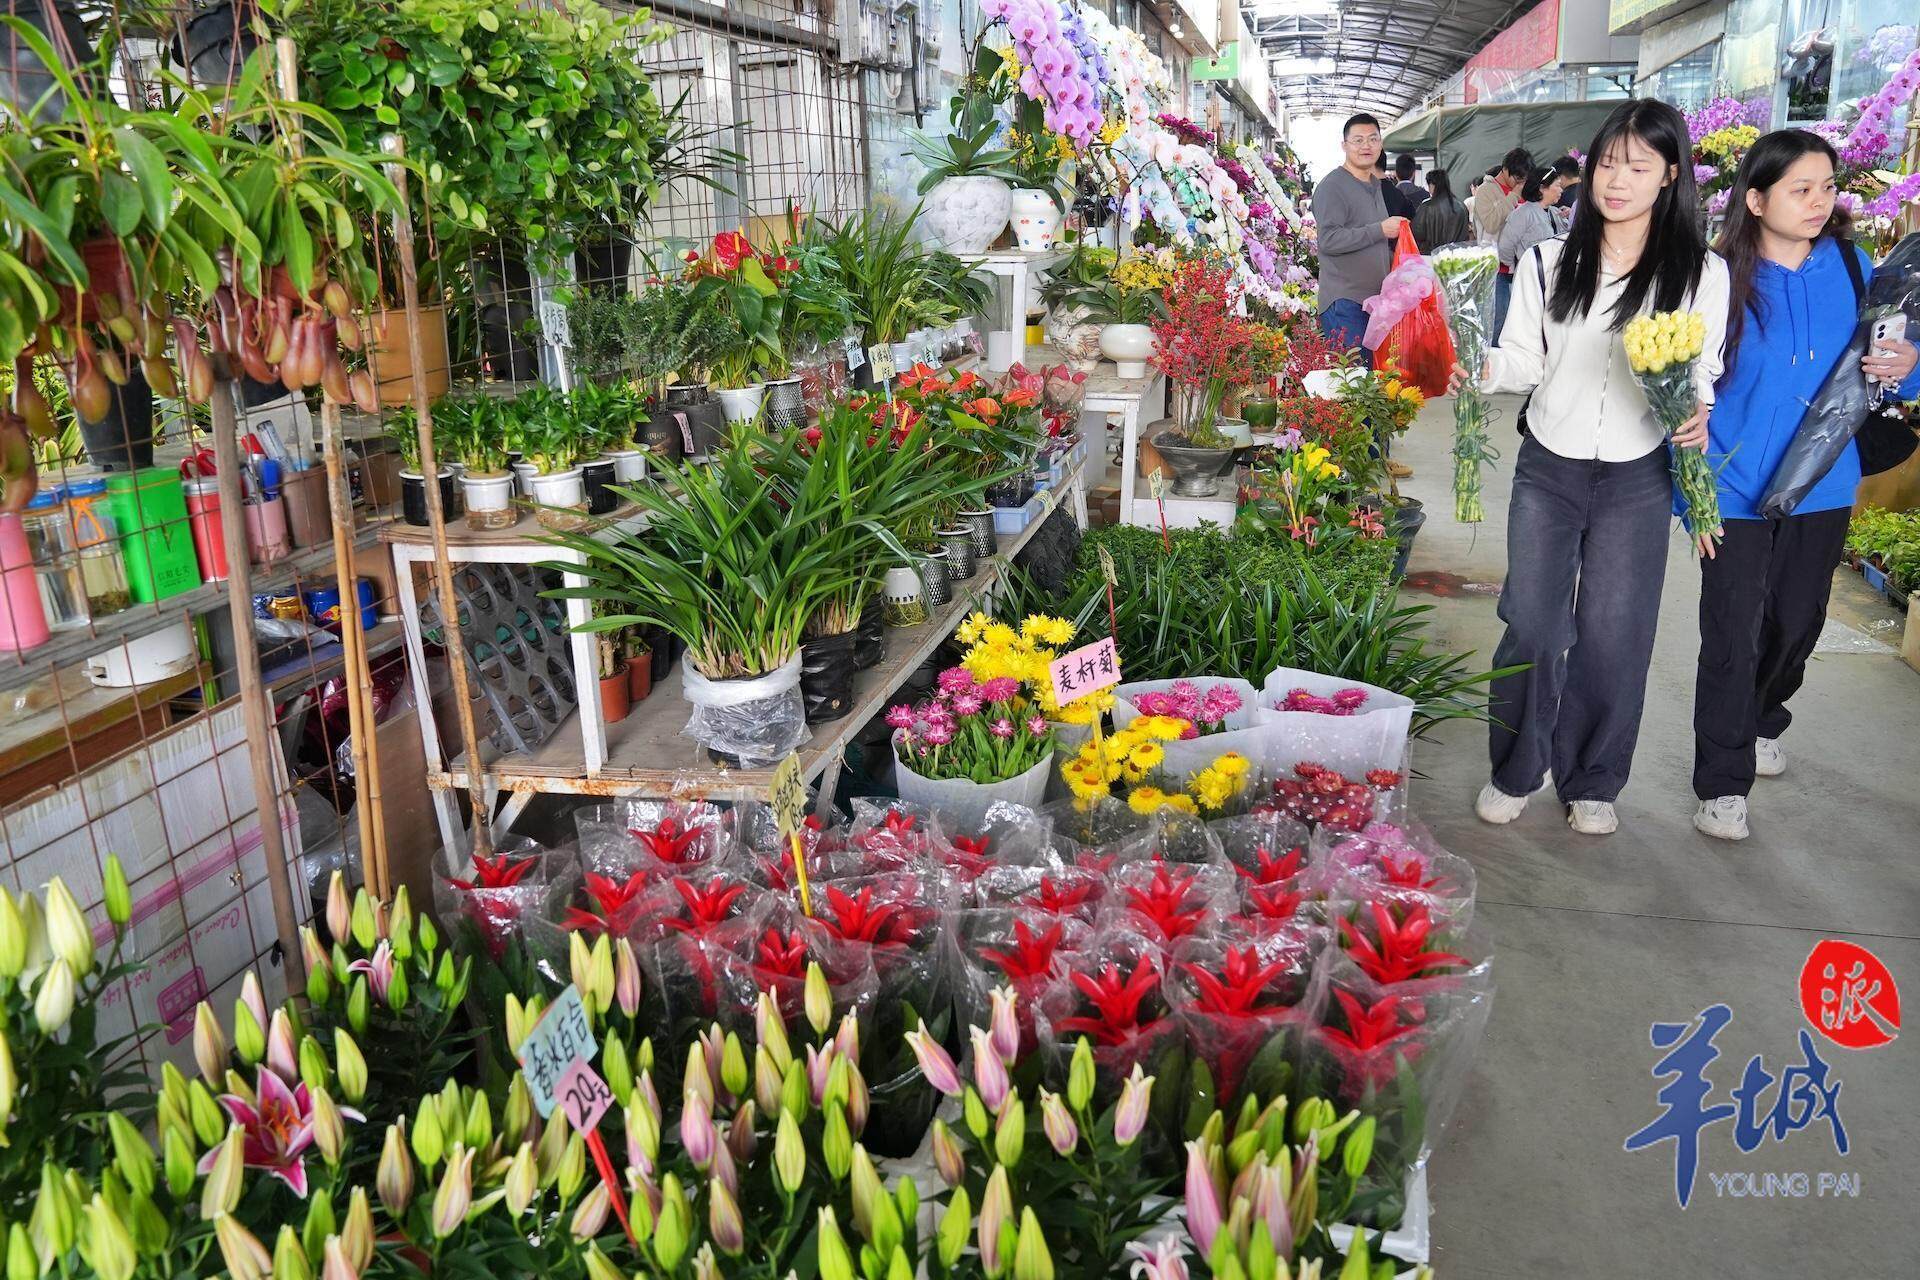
left=431, top=460, right=1084, bottom=801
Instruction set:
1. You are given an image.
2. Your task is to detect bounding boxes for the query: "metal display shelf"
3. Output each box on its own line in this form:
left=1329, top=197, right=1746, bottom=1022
left=0, top=522, right=393, bottom=697
left=415, top=458, right=1087, bottom=852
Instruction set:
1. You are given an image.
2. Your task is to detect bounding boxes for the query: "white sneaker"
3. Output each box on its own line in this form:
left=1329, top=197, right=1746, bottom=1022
left=1476, top=783, right=1529, bottom=825
left=1567, top=801, right=1618, bottom=835
left=1693, top=796, right=1750, bottom=840
left=1754, top=737, right=1785, bottom=778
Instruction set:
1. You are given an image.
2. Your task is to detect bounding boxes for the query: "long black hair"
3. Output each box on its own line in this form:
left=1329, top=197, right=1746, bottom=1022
left=1426, top=169, right=1456, bottom=202
left=1712, top=128, right=1851, bottom=367
left=1548, top=99, right=1706, bottom=330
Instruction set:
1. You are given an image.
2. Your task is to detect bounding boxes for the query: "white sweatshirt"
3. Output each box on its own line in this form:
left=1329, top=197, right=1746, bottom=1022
left=1482, top=237, right=1729, bottom=462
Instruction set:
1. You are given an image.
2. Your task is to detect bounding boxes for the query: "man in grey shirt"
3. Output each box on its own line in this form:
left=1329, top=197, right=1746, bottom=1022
left=1313, top=113, right=1404, bottom=371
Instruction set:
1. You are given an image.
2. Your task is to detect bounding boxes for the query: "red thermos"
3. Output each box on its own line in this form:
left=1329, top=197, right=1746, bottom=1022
left=183, top=476, right=230, bottom=582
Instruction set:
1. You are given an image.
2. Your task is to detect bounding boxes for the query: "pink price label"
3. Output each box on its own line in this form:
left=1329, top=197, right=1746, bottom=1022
left=1048, top=636, right=1121, bottom=708
left=556, top=1059, right=615, bottom=1134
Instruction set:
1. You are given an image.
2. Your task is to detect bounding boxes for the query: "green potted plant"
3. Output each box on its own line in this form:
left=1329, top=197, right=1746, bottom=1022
left=1040, top=243, right=1117, bottom=366
left=689, top=231, right=784, bottom=429
left=505, top=386, right=587, bottom=529
left=910, top=83, right=1022, bottom=255
left=593, top=605, right=631, bottom=725
left=386, top=406, right=457, bottom=527
left=1148, top=258, right=1257, bottom=496
left=438, top=394, right=517, bottom=531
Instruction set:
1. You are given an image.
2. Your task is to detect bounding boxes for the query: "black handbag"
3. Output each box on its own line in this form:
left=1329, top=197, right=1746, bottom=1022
left=1838, top=241, right=1919, bottom=476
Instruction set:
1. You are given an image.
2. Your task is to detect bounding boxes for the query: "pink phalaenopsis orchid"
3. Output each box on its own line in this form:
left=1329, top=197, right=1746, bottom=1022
left=198, top=1067, right=363, bottom=1198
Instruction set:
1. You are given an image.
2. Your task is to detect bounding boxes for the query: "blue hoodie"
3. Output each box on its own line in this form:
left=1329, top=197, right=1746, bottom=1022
left=1706, top=237, right=1920, bottom=520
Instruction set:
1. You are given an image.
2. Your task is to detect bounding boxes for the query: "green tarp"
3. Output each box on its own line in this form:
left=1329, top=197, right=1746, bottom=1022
left=1384, top=100, right=1627, bottom=186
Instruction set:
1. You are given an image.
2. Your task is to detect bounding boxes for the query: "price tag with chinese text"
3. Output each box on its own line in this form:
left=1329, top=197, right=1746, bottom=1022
left=557, top=1060, right=616, bottom=1134
left=867, top=344, right=897, bottom=383
left=1147, top=467, right=1166, bottom=500
left=1048, top=636, right=1121, bottom=709
left=538, top=300, right=572, bottom=350
left=1098, top=545, right=1118, bottom=587
left=515, top=984, right=597, bottom=1118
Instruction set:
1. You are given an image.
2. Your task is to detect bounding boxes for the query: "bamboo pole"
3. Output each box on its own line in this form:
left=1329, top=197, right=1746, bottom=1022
left=208, top=376, right=306, bottom=990
left=379, top=133, right=493, bottom=858
left=274, top=38, right=389, bottom=896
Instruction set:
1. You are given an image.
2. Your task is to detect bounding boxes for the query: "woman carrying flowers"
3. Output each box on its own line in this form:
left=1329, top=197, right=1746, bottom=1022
left=1688, top=130, right=1919, bottom=841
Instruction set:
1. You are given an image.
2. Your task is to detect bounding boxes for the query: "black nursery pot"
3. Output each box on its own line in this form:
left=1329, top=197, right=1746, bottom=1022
left=650, top=628, right=674, bottom=684
left=800, top=630, right=859, bottom=724
left=400, top=468, right=456, bottom=527
left=581, top=458, right=618, bottom=515
left=855, top=597, right=885, bottom=669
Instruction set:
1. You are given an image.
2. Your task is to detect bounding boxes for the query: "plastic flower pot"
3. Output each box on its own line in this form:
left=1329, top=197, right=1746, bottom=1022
left=605, top=447, right=646, bottom=484
left=799, top=629, right=858, bottom=724
left=882, top=565, right=928, bottom=627
left=960, top=508, right=997, bottom=557
left=527, top=467, right=588, bottom=532
left=639, top=401, right=688, bottom=462
left=628, top=652, right=654, bottom=702
left=581, top=457, right=619, bottom=515
left=855, top=596, right=885, bottom=669
left=460, top=470, right=518, bottom=532
left=713, top=383, right=765, bottom=428
left=665, top=383, right=726, bottom=458
left=938, top=527, right=976, bottom=579
left=399, top=467, right=456, bottom=527
left=600, top=662, right=632, bottom=724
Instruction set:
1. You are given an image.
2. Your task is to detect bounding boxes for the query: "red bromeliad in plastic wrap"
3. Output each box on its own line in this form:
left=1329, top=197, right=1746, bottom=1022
left=628, top=817, right=702, bottom=867
left=662, top=876, right=751, bottom=936
left=1241, top=880, right=1309, bottom=927
left=980, top=919, right=1069, bottom=983
left=1055, top=959, right=1166, bottom=1048
left=816, top=884, right=924, bottom=947
left=754, top=927, right=809, bottom=981
left=1121, top=863, right=1213, bottom=942
left=1235, top=844, right=1304, bottom=887
left=1022, top=874, right=1102, bottom=919
left=1338, top=902, right=1467, bottom=984
left=561, top=870, right=650, bottom=935
left=447, top=852, right=536, bottom=891
left=1182, top=945, right=1295, bottom=1018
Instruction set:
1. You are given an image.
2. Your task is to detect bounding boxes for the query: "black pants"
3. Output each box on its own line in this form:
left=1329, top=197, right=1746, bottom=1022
left=1489, top=437, right=1673, bottom=803
left=1692, top=509, right=1850, bottom=800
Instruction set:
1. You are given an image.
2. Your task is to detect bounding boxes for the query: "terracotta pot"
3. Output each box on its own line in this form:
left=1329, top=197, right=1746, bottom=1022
left=368, top=303, right=452, bottom=407
left=628, top=653, right=653, bottom=702
left=600, top=664, right=632, bottom=724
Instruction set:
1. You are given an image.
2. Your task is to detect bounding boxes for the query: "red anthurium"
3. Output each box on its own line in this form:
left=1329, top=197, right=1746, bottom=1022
left=1320, top=989, right=1422, bottom=1055
left=447, top=852, right=535, bottom=891
left=1244, top=883, right=1307, bottom=921
left=1122, top=865, right=1210, bottom=941
left=663, top=877, right=748, bottom=934
left=561, top=870, right=650, bottom=934
left=1235, top=844, right=1305, bottom=886
left=979, top=920, right=1066, bottom=981
left=1338, top=902, right=1467, bottom=984
left=755, top=928, right=809, bottom=979
left=630, top=817, right=702, bottom=865
left=712, top=230, right=753, bottom=270
left=1023, top=876, right=1098, bottom=916
left=818, top=886, right=918, bottom=946
left=1057, top=960, right=1164, bottom=1046
left=1183, top=946, right=1294, bottom=1018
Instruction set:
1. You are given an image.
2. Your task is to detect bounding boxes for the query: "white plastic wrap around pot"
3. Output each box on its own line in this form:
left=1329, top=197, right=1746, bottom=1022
left=1253, top=666, right=1415, bottom=777
left=892, top=730, right=1054, bottom=831
left=681, top=653, right=808, bottom=766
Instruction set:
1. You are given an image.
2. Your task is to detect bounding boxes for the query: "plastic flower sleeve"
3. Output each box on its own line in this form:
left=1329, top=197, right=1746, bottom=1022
left=1167, top=926, right=1321, bottom=1108
left=936, top=800, right=1061, bottom=885
left=1104, top=857, right=1237, bottom=948
left=1107, top=807, right=1229, bottom=868
left=893, top=732, right=1056, bottom=831
left=951, top=907, right=1095, bottom=1061
left=1253, top=665, right=1415, bottom=768
left=1314, top=822, right=1478, bottom=933
left=845, top=798, right=948, bottom=864
left=1251, top=751, right=1410, bottom=837
left=1210, top=811, right=1322, bottom=928
left=637, top=882, right=777, bottom=1032
left=705, top=901, right=880, bottom=1040
left=1042, top=794, right=1151, bottom=848
left=732, top=802, right=849, bottom=891
left=1761, top=232, right=1920, bottom=517
left=571, top=796, right=737, bottom=882
left=1033, top=926, right=1184, bottom=1101
left=432, top=835, right=559, bottom=962
left=679, top=653, right=809, bottom=766
left=970, top=864, right=1108, bottom=923
left=1432, top=241, right=1502, bottom=523
left=1303, top=930, right=1494, bottom=1230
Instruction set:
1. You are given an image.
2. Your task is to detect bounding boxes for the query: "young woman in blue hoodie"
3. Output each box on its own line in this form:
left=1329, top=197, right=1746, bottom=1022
left=1692, top=130, right=1920, bottom=840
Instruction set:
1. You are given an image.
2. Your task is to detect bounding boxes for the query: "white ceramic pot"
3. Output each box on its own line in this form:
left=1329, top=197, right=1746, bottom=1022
left=1009, top=188, right=1062, bottom=251
left=713, top=383, right=765, bottom=427
left=1100, top=323, right=1156, bottom=378
left=461, top=470, right=517, bottom=531
left=526, top=467, right=585, bottom=510
left=604, top=448, right=646, bottom=484
left=1219, top=416, right=1253, bottom=448
left=510, top=460, right=538, bottom=497
left=919, top=176, right=1012, bottom=254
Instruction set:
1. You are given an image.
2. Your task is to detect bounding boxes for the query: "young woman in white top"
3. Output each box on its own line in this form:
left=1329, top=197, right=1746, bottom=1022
left=1451, top=99, right=1730, bottom=836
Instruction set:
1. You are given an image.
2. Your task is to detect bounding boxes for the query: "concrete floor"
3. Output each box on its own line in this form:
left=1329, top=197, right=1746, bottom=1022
left=1392, top=397, right=1920, bottom=1276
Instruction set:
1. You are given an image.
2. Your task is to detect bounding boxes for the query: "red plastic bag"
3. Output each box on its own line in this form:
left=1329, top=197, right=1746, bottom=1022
left=1377, top=225, right=1454, bottom=397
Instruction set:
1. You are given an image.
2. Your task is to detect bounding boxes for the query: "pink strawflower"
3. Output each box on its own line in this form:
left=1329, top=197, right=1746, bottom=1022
left=979, top=677, right=1020, bottom=704
left=952, top=692, right=985, bottom=716
left=1333, top=688, right=1368, bottom=712
left=924, top=722, right=955, bottom=747
left=938, top=667, right=977, bottom=695
left=885, top=705, right=916, bottom=730
left=990, top=717, right=1016, bottom=739
left=1025, top=714, right=1048, bottom=736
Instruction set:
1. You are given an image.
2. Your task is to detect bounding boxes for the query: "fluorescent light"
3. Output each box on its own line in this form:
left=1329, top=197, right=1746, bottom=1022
left=1271, top=56, right=1334, bottom=77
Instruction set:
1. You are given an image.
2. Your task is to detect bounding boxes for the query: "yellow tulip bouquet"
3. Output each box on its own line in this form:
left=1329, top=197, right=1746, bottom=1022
left=1623, top=310, right=1721, bottom=543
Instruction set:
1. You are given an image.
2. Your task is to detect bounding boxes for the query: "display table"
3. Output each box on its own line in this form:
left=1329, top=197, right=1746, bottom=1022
left=959, top=250, right=1065, bottom=369
left=392, top=461, right=1084, bottom=851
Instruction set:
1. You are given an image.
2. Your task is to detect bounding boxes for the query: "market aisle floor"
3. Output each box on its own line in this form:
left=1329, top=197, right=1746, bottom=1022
left=1396, top=397, right=1920, bottom=1277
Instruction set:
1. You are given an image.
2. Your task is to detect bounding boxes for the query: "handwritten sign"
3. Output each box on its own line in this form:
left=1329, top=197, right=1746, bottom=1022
left=538, top=300, right=572, bottom=350
left=843, top=336, right=867, bottom=372
left=770, top=752, right=807, bottom=834
left=1098, top=545, right=1118, bottom=587
left=866, top=344, right=897, bottom=383
left=516, top=984, right=598, bottom=1118
left=1147, top=467, right=1166, bottom=500
left=1048, top=636, right=1121, bottom=708
left=557, top=1060, right=616, bottom=1134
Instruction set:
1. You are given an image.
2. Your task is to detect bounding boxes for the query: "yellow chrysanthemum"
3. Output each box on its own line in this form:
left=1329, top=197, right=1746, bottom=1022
left=1129, top=742, right=1166, bottom=771
left=1161, top=794, right=1199, bottom=816
left=1127, top=786, right=1169, bottom=815
left=1213, top=752, right=1251, bottom=778
left=1134, top=715, right=1190, bottom=741
left=956, top=611, right=995, bottom=646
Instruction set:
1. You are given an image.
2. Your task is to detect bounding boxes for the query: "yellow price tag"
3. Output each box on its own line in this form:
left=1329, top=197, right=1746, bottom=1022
left=1098, top=544, right=1118, bottom=587
left=1147, top=467, right=1166, bottom=500
left=769, top=752, right=813, bottom=916
left=867, top=344, right=897, bottom=383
